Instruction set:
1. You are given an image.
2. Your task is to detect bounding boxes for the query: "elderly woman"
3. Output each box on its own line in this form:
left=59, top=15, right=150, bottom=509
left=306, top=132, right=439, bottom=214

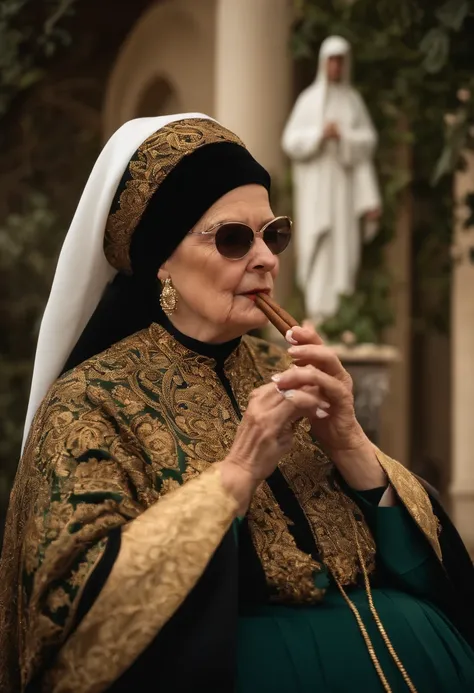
left=0, top=114, right=473, bottom=693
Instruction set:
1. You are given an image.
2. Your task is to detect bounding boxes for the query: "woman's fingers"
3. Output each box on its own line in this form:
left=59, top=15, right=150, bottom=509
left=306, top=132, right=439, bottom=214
left=286, top=324, right=324, bottom=347
left=246, top=381, right=316, bottom=420
left=248, top=380, right=287, bottom=406
left=271, top=387, right=326, bottom=427
left=272, top=365, right=350, bottom=406
left=247, top=375, right=331, bottom=434
left=287, top=344, right=345, bottom=377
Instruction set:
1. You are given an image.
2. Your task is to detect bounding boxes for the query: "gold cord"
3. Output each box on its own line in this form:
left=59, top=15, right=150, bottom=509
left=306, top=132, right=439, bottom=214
left=335, top=512, right=418, bottom=693
left=335, top=580, right=392, bottom=693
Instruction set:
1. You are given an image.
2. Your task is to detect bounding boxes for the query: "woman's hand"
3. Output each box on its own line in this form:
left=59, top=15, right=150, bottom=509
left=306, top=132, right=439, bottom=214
left=219, top=377, right=323, bottom=515
left=365, top=207, right=382, bottom=222
left=323, top=121, right=340, bottom=140
left=281, top=324, right=363, bottom=453
left=275, top=324, right=387, bottom=491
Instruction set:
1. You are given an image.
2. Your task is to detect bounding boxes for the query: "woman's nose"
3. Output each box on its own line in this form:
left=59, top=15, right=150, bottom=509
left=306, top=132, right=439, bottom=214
left=248, top=235, right=279, bottom=273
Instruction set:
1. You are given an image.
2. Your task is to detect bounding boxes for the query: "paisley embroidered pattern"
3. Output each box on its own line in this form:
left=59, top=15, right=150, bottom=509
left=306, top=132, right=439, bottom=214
left=43, top=466, right=237, bottom=693
left=104, top=118, right=244, bottom=272
left=375, top=448, right=441, bottom=559
left=0, top=325, right=441, bottom=692
left=226, top=339, right=376, bottom=585
left=247, top=482, right=326, bottom=604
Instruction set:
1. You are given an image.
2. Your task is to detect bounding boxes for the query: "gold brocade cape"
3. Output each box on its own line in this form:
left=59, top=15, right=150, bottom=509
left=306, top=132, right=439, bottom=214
left=0, top=325, right=440, bottom=691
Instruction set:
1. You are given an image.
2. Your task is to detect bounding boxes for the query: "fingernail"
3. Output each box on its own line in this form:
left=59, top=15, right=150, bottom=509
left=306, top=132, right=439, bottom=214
left=319, top=401, right=331, bottom=410
left=271, top=374, right=281, bottom=382
left=283, top=390, right=295, bottom=399
left=315, top=407, right=329, bottom=419
left=285, top=329, right=298, bottom=345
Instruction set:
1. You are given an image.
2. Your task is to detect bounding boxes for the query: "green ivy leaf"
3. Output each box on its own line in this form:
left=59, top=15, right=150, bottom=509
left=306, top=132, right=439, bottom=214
left=420, top=28, right=450, bottom=74
left=18, top=67, right=43, bottom=89
left=435, top=0, right=470, bottom=31
left=432, top=142, right=456, bottom=183
left=385, top=169, right=412, bottom=202
left=353, top=317, right=377, bottom=345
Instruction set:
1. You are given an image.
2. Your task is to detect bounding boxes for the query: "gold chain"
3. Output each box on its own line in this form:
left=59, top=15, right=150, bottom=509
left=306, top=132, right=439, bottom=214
left=335, top=511, right=418, bottom=693
left=335, top=579, right=393, bottom=692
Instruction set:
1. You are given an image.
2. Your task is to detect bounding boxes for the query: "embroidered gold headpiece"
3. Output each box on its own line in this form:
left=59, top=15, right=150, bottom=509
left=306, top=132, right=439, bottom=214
left=104, top=118, right=246, bottom=273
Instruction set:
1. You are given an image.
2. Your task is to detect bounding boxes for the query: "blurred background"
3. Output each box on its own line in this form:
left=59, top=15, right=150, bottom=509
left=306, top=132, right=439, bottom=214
left=1, top=0, right=473, bottom=552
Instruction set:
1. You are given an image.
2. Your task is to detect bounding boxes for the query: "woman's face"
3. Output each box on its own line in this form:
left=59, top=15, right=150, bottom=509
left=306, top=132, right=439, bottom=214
left=326, top=55, right=344, bottom=82
left=158, top=184, right=280, bottom=343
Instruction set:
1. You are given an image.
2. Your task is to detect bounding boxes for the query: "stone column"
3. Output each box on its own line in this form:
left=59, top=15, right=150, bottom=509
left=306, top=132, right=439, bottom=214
left=214, top=0, right=293, bottom=303
left=380, top=118, right=413, bottom=465
left=214, top=0, right=291, bottom=174
left=450, top=150, right=474, bottom=554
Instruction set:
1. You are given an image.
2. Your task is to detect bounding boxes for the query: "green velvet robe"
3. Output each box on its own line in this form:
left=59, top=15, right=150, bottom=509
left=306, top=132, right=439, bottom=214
left=0, top=321, right=473, bottom=693
left=236, top=491, right=474, bottom=692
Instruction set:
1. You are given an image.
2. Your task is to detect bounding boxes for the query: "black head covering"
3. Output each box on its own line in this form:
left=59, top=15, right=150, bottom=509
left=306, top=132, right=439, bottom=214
left=63, top=125, right=270, bottom=373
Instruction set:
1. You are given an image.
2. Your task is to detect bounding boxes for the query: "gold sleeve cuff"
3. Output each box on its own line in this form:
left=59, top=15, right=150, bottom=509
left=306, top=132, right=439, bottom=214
left=374, top=447, right=442, bottom=561
left=45, top=465, right=238, bottom=693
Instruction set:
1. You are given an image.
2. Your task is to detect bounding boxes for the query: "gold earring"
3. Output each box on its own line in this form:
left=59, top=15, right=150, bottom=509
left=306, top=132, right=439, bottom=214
left=159, top=277, right=178, bottom=316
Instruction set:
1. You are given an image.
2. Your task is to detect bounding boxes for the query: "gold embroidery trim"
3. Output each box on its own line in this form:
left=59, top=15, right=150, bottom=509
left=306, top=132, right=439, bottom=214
left=374, top=447, right=442, bottom=561
left=44, top=465, right=237, bottom=693
left=0, top=324, right=444, bottom=693
left=226, top=336, right=377, bottom=589
left=104, top=118, right=244, bottom=273
left=249, top=482, right=325, bottom=603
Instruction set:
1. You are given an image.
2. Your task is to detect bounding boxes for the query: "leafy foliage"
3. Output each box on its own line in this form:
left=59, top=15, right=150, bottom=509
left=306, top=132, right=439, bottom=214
left=0, top=0, right=77, bottom=117
left=0, top=195, right=59, bottom=459
left=0, top=0, right=151, bottom=543
left=290, top=0, right=474, bottom=342
left=0, top=1, right=82, bottom=537
left=433, top=85, right=474, bottom=178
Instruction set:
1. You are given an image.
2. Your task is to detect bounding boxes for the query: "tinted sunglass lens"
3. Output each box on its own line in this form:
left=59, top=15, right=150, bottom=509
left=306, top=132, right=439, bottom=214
left=215, top=223, right=254, bottom=259
left=263, top=218, right=292, bottom=255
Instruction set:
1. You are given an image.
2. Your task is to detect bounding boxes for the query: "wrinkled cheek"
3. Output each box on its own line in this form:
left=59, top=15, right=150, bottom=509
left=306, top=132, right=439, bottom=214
left=198, top=293, right=235, bottom=323
left=223, top=296, right=243, bottom=322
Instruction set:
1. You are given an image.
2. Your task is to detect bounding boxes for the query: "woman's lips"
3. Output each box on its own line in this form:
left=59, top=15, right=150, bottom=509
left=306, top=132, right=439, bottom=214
left=241, top=290, right=270, bottom=303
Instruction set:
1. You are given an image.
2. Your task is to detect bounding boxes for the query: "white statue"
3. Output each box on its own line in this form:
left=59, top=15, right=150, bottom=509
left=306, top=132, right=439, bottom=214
left=282, top=35, right=382, bottom=322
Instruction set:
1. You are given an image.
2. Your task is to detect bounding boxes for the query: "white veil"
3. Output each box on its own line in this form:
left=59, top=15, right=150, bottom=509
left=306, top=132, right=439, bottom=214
left=22, top=112, right=212, bottom=450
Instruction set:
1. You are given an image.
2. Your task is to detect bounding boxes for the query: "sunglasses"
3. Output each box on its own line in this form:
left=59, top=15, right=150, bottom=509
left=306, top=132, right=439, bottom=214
left=189, top=216, right=292, bottom=260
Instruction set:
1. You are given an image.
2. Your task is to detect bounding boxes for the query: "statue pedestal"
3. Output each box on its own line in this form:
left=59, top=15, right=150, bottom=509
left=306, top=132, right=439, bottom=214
left=328, top=343, right=399, bottom=446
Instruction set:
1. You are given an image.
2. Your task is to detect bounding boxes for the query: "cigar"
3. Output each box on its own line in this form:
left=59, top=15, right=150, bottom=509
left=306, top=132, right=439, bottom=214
left=255, top=293, right=299, bottom=336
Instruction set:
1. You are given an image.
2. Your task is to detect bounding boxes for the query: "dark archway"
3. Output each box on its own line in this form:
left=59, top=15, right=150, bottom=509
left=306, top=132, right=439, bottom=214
left=135, top=76, right=182, bottom=117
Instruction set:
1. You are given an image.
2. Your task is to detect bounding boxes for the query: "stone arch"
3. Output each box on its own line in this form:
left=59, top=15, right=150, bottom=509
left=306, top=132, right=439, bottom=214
left=134, top=75, right=183, bottom=117
left=103, top=0, right=217, bottom=140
